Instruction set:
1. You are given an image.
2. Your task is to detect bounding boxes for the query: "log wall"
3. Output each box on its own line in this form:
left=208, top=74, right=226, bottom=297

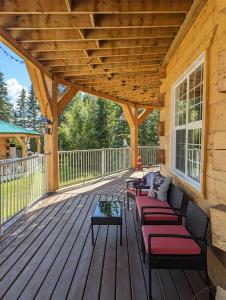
left=160, top=0, right=226, bottom=289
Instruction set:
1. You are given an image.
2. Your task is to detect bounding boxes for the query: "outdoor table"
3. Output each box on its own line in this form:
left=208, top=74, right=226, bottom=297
left=91, top=199, right=123, bottom=246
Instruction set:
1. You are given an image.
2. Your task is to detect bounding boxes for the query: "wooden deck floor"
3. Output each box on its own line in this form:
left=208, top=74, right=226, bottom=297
left=0, top=171, right=212, bottom=300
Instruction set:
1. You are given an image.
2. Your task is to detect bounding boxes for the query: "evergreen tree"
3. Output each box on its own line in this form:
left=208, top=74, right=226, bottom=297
left=26, top=85, right=41, bottom=131
left=15, top=87, right=27, bottom=127
left=58, top=92, right=159, bottom=151
left=0, top=71, right=13, bottom=122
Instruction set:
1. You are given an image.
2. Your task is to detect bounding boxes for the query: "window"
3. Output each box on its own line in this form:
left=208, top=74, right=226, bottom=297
left=172, top=56, right=204, bottom=187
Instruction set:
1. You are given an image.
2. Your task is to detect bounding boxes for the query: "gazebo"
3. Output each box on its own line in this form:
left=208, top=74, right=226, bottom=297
left=0, top=120, right=41, bottom=159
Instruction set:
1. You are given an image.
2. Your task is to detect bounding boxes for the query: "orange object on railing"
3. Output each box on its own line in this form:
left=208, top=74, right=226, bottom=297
left=136, top=155, right=143, bottom=171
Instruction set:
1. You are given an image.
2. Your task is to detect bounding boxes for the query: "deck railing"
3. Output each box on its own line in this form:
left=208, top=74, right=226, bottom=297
left=58, top=146, right=159, bottom=187
left=0, top=154, right=49, bottom=230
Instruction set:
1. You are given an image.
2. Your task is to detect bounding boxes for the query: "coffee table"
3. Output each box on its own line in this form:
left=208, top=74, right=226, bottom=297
left=91, top=200, right=123, bottom=246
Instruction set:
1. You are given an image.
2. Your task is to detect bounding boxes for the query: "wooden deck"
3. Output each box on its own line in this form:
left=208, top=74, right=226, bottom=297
left=0, top=171, right=212, bottom=300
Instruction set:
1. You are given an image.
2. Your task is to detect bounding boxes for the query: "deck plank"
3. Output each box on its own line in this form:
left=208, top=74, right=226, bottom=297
left=34, top=194, right=97, bottom=299
left=116, top=202, right=131, bottom=300
left=0, top=194, right=81, bottom=298
left=0, top=171, right=214, bottom=300
left=15, top=194, right=91, bottom=300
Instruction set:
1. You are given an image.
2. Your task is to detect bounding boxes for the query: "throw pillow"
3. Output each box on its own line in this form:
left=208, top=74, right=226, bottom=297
left=148, top=174, right=172, bottom=201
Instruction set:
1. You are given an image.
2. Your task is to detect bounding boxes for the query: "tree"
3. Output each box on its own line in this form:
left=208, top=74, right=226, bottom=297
left=139, top=110, right=160, bottom=146
left=58, top=92, right=159, bottom=150
left=15, top=87, right=27, bottom=127
left=26, top=85, right=41, bottom=131
left=0, top=71, right=13, bottom=122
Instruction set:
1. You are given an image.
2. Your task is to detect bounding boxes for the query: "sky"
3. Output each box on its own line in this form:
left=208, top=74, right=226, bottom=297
left=0, top=42, right=31, bottom=107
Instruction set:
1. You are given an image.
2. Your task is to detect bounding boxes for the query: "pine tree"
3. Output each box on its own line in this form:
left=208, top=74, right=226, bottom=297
left=0, top=71, right=13, bottom=122
left=15, top=87, right=27, bottom=127
left=26, top=85, right=41, bottom=131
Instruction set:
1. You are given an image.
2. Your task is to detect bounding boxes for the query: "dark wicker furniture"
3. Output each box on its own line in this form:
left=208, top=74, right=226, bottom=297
left=91, top=199, right=123, bottom=246
left=141, top=201, right=210, bottom=299
left=137, top=184, right=187, bottom=225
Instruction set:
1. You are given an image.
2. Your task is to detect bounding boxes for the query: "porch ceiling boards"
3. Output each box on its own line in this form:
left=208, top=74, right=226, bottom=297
left=0, top=0, right=207, bottom=107
left=0, top=172, right=212, bottom=300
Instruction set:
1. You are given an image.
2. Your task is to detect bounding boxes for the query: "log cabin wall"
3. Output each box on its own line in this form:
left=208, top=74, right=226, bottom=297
left=0, top=138, right=9, bottom=159
left=160, top=0, right=226, bottom=289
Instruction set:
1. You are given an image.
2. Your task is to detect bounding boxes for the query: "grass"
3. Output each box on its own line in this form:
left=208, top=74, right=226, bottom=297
left=1, top=172, right=46, bottom=223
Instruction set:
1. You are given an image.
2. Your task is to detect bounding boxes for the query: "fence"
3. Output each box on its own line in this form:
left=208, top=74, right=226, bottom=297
left=58, top=146, right=158, bottom=187
left=139, top=146, right=158, bottom=166
left=0, top=154, right=49, bottom=230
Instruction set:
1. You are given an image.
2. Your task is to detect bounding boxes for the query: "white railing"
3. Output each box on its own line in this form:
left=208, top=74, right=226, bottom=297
left=58, top=147, right=131, bottom=187
left=139, top=146, right=159, bottom=166
left=0, top=154, right=49, bottom=230
left=58, top=146, right=159, bottom=187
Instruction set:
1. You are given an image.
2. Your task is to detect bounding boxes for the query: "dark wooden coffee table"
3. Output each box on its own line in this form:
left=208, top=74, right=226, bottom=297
left=91, top=199, right=123, bottom=246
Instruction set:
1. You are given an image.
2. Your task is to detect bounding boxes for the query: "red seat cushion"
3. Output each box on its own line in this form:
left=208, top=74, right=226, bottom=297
left=127, top=187, right=148, bottom=197
left=136, top=196, right=178, bottom=221
left=142, top=225, right=201, bottom=255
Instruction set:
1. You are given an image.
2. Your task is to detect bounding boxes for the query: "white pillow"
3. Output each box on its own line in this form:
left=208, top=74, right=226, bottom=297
left=148, top=174, right=172, bottom=201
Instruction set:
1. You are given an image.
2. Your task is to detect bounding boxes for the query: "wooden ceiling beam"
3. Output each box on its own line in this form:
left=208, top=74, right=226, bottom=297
left=21, top=38, right=174, bottom=52
left=64, top=0, right=72, bottom=12
left=0, top=13, right=185, bottom=30
left=9, top=27, right=178, bottom=42
left=71, top=0, right=193, bottom=14
left=68, top=72, right=161, bottom=81
left=162, top=0, right=208, bottom=66
left=58, top=78, right=162, bottom=109
left=48, top=61, right=160, bottom=71
left=57, top=87, right=78, bottom=114
left=55, top=68, right=160, bottom=77
left=0, top=27, right=51, bottom=77
left=32, top=46, right=168, bottom=59
left=0, top=0, right=193, bottom=14
left=53, top=65, right=158, bottom=74
left=34, top=47, right=167, bottom=60
left=138, top=108, right=153, bottom=125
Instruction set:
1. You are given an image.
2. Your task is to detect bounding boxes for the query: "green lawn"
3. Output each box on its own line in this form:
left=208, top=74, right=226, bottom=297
left=1, top=172, right=46, bottom=223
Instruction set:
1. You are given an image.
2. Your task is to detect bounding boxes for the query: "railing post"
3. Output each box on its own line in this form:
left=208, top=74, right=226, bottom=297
left=101, top=148, right=105, bottom=177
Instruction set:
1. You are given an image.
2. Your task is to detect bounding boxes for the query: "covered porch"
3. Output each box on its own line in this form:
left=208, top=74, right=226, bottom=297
left=1, top=0, right=226, bottom=298
left=0, top=171, right=212, bottom=300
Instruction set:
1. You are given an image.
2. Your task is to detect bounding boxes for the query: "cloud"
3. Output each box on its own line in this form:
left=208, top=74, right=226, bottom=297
left=6, top=78, right=28, bottom=107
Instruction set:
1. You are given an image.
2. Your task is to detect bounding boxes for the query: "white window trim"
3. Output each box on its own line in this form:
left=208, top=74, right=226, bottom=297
left=171, top=53, right=205, bottom=191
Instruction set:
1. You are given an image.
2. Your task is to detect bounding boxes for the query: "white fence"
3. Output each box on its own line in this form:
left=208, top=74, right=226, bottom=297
left=0, top=154, right=49, bottom=229
left=58, top=146, right=159, bottom=187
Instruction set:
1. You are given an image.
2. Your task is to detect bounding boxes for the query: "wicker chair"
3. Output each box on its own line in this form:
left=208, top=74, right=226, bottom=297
left=141, top=201, right=210, bottom=299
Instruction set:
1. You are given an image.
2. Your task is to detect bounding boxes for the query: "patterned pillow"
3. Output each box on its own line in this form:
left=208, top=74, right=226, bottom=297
left=146, top=171, right=160, bottom=186
left=148, top=174, right=172, bottom=201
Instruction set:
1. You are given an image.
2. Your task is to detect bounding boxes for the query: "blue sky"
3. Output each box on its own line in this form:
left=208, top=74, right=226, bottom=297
left=0, top=42, right=31, bottom=106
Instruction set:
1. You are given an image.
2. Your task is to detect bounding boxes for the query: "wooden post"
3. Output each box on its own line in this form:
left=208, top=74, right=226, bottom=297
left=130, top=108, right=139, bottom=169
left=121, top=104, right=139, bottom=169
left=16, top=137, right=28, bottom=158
left=35, top=137, right=41, bottom=154
left=44, top=79, right=59, bottom=192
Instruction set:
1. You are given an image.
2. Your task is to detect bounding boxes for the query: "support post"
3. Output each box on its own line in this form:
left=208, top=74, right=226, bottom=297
left=121, top=104, right=139, bottom=169
left=44, top=79, right=59, bottom=192
left=35, top=137, right=41, bottom=154
left=16, top=137, right=28, bottom=158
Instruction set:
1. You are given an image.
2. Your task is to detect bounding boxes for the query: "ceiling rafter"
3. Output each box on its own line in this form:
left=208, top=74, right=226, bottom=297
left=0, top=0, right=205, bottom=107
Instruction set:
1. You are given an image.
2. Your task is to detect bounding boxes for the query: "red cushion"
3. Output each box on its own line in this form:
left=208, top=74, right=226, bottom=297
left=136, top=196, right=177, bottom=221
left=127, top=187, right=148, bottom=197
left=142, top=225, right=201, bottom=255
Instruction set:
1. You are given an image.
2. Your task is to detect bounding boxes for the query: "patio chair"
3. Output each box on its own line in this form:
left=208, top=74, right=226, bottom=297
left=141, top=201, right=210, bottom=300
left=136, top=184, right=187, bottom=225
left=126, top=171, right=159, bottom=209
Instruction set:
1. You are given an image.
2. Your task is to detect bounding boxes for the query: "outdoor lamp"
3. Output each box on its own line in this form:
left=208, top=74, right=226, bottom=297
left=39, top=117, right=52, bottom=135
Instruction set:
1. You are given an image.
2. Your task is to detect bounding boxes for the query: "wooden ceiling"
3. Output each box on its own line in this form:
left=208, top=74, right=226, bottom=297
left=0, top=0, right=206, bottom=108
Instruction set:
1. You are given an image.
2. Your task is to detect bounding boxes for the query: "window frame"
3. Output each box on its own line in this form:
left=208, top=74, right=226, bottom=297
left=171, top=53, right=205, bottom=190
